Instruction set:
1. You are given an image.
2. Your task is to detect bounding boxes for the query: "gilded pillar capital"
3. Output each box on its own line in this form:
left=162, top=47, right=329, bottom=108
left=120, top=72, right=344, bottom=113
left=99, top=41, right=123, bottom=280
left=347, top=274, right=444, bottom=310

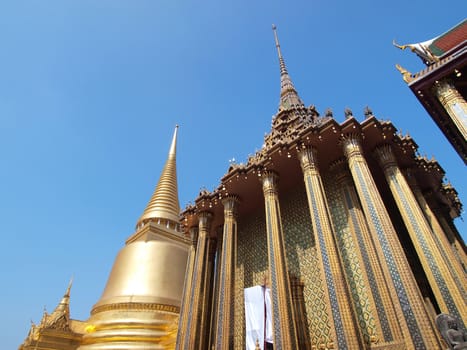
left=298, top=145, right=319, bottom=173
left=198, top=211, right=213, bottom=235
left=432, top=78, right=467, bottom=142
left=221, top=195, right=240, bottom=218
left=433, top=79, right=456, bottom=97
left=261, top=170, right=279, bottom=196
left=341, top=133, right=363, bottom=159
left=189, top=227, right=199, bottom=246
left=374, top=144, right=398, bottom=172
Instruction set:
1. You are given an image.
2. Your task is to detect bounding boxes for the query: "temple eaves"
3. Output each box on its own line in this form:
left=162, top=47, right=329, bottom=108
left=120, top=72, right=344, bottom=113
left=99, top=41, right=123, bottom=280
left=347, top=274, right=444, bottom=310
left=393, top=19, right=467, bottom=65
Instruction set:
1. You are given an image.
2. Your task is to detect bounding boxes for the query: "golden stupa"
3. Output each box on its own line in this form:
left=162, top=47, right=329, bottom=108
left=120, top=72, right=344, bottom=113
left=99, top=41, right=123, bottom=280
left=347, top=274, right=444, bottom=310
left=78, top=126, right=189, bottom=349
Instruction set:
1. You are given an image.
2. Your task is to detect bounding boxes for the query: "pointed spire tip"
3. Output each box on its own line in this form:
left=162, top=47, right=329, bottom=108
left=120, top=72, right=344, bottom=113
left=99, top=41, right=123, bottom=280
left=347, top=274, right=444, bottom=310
left=271, top=25, right=304, bottom=109
left=66, top=276, right=73, bottom=296
left=136, top=125, right=181, bottom=228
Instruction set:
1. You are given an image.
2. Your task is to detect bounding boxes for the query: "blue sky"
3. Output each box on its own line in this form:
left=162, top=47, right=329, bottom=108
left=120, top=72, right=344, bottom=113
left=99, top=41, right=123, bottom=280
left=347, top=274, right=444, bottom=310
left=1, top=1, right=465, bottom=348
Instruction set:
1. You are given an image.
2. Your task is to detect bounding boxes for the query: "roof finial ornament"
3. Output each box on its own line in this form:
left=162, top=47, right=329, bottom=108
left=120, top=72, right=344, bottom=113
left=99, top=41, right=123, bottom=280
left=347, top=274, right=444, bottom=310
left=392, top=39, right=410, bottom=51
left=65, top=276, right=73, bottom=297
left=272, top=24, right=285, bottom=74
left=364, top=106, right=373, bottom=119
left=168, top=124, right=179, bottom=158
left=393, top=39, right=438, bottom=65
left=395, top=64, right=413, bottom=83
left=344, top=107, right=353, bottom=119
left=271, top=24, right=304, bottom=110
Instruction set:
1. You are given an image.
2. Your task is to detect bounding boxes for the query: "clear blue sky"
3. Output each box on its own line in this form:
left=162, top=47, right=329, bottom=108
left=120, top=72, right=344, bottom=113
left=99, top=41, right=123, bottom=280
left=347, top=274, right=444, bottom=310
left=1, top=1, right=465, bottom=348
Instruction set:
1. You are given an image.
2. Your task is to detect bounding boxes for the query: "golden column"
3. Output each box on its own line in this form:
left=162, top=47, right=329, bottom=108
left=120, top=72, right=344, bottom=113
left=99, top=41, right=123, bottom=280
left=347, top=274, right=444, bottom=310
left=433, top=79, right=467, bottom=141
left=329, top=159, right=405, bottom=347
left=289, top=275, right=310, bottom=349
left=341, top=134, right=441, bottom=350
left=374, top=144, right=466, bottom=327
left=199, top=236, right=217, bottom=350
left=298, top=146, right=360, bottom=349
left=261, top=170, right=298, bottom=349
left=404, top=170, right=466, bottom=297
left=214, top=195, right=239, bottom=349
left=425, top=191, right=467, bottom=273
left=175, top=226, right=198, bottom=350
left=208, top=233, right=223, bottom=350
left=182, top=211, right=212, bottom=350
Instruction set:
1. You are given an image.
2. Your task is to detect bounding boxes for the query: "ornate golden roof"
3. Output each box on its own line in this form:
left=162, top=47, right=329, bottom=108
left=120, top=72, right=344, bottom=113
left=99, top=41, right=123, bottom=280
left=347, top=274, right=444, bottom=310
left=37, top=278, right=73, bottom=330
left=136, top=125, right=180, bottom=227
left=19, top=279, right=82, bottom=350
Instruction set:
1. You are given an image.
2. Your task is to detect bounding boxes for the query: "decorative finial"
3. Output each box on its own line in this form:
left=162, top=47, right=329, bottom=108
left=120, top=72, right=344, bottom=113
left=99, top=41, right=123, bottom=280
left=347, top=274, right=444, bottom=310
left=65, top=276, right=73, bottom=297
left=136, top=125, right=181, bottom=228
left=344, top=108, right=353, bottom=119
left=393, top=39, right=438, bottom=65
left=168, top=124, right=179, bottom=157
left=393, top=39, right=410, bottom=51
left=271, top=25, right=304, bottom=110
left=272, top=24, right=284, bottom=63
left=364, top=106, right=373, bottom=118
left=395, top=64, right=413, bottom=83
left=325, top=108, right=333, bottom=118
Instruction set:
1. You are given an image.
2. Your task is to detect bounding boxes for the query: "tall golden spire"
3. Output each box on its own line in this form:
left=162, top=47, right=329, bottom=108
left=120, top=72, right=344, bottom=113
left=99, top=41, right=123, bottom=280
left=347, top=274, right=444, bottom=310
left=272, top=24, right=304, bottom=110
left=136, top=125, right=180, bottom=227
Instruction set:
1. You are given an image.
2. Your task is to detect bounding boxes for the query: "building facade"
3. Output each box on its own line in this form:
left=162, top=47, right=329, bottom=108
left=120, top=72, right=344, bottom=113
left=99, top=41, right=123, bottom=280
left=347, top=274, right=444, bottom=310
left=395, top=19, right=467, bottom=163
left=20, top=27, right=466, bottom=350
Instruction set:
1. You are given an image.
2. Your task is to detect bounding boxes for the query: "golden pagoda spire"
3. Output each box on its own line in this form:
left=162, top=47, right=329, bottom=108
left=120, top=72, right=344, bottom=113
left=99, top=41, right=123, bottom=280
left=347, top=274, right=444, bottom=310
left=80, top=126, right=189, bottom=348
left=40, top=278, right=72, bottom=328
left=136, top=125, right=180, bottom=228
left=272, top=24, right=304, bottom=110
left=51, top=278, right=72, bottom=316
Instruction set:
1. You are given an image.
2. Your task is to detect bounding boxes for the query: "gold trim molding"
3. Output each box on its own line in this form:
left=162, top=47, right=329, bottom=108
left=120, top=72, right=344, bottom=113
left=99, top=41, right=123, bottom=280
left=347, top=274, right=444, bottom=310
left=91, top=302, right=180, bottom=315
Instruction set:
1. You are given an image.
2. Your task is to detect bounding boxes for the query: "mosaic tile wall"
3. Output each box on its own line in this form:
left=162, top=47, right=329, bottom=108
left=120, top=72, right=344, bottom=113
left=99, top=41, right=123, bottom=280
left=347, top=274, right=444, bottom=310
left=280, top=184, right=333, bottom=347
left=235, top=206, right=268, bottom=349
left=325, top=178, right=379, bottom=345
left=235, top=182, right=333, bottom=349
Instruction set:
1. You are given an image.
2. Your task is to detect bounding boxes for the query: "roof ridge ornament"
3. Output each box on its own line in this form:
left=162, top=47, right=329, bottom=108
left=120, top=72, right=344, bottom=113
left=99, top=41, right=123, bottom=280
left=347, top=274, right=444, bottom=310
left=393, top=39, right=439, bottom=65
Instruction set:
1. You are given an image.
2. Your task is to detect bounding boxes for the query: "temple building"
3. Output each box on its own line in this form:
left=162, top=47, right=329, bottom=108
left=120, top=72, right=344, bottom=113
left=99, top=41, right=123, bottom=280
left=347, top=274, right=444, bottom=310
left=394, top=19, right=467, bottom=163
left=19, top=281, right=85, bottom=350
left=20, top=26, right=466, bottom=350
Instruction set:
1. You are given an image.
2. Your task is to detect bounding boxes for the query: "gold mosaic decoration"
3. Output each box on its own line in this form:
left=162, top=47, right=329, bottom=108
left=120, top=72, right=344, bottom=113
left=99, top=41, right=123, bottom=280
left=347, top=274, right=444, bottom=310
left=280, top=185, right=333, bottom=347
left=235, top=209, right=268, bottom=349
left=326, top=179, right=377, bottom=345
left=234, top=182, right=336, bottom=349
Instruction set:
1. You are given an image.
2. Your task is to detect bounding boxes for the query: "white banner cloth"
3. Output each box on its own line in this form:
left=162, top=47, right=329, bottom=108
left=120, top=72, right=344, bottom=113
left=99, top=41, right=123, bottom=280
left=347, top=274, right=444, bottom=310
left=244, top=285, right=273, bottom=350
